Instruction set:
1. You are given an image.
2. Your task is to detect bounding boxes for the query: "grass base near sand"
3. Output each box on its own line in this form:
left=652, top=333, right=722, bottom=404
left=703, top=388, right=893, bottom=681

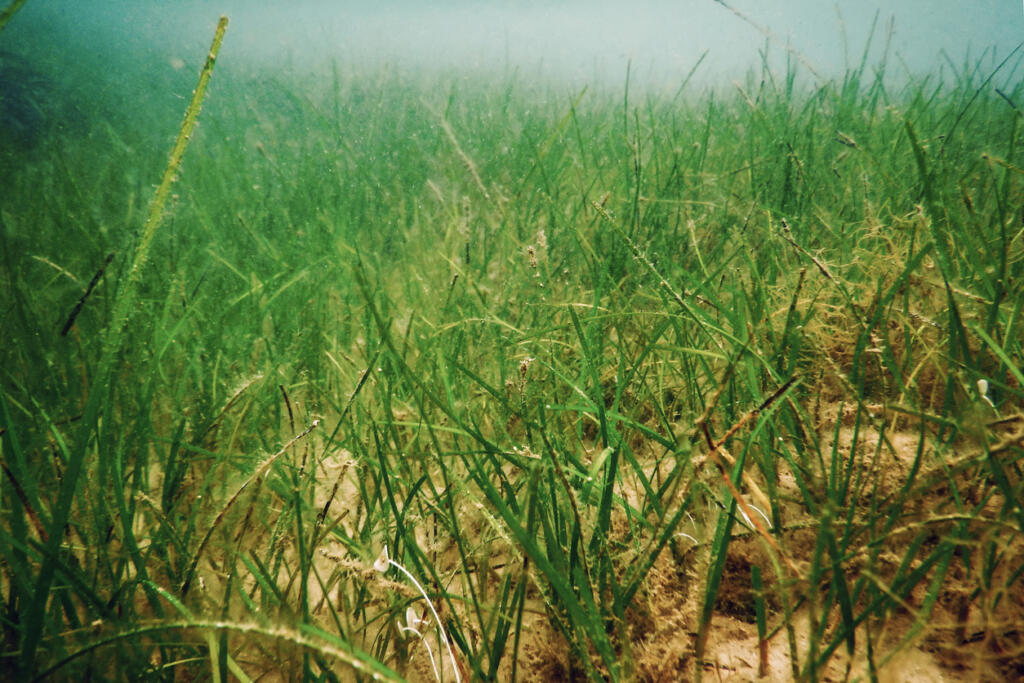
left=1, top=25, right=1024, bottom=681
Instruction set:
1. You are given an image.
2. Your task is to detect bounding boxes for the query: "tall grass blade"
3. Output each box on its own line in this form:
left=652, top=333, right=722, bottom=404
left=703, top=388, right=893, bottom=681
left=16, top=17, right=229, bottom=675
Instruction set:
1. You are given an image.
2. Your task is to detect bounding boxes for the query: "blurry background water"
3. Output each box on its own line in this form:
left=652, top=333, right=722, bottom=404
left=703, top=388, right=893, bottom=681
left=2, top=0, right=1018, bottom=166
left=3, top=1, right=1022, bottom=100
left=0, top=50, right=49, bottom=148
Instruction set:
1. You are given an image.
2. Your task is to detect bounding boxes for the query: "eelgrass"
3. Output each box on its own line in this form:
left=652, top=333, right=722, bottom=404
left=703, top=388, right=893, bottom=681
left=1, top=14, right=1023, bottom=682
left=0, top=0, right=30, bottom=33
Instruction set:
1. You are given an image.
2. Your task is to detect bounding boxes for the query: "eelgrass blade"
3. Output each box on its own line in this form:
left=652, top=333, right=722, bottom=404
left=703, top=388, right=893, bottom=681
left=464, top=445, right=619, bottom=679
left=17, top=16, right=229, bottom=676
left=0, top=0, right=29, bottom=32
left=30, top=620, right=404, bottom=683
left=180, top=418, right=319, bottom=597
left=695, top=499, right=738, bottom=682
left=751, top=565, right=767, bottom=678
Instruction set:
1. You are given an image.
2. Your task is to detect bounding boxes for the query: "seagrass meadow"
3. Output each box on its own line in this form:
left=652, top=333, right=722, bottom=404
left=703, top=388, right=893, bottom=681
left=2, top=10, right=1024, bottom=682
